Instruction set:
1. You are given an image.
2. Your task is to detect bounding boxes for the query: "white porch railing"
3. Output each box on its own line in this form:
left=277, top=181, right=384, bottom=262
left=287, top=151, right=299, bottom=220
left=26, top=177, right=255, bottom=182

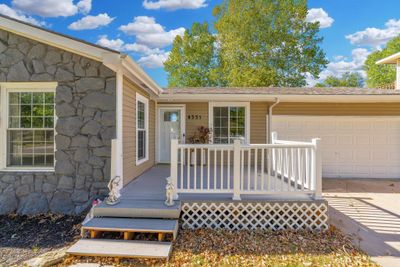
left=170, top=132, right=322, bottom=200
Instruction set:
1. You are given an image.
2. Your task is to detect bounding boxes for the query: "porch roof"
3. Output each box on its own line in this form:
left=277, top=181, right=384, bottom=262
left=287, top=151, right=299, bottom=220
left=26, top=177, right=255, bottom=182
left=162, top=87, right=400, bottom=95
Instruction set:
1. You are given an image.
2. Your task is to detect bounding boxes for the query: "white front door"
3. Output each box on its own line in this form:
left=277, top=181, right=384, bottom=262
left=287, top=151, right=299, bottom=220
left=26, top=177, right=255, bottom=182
left=158, top=106, right=185, bottom=163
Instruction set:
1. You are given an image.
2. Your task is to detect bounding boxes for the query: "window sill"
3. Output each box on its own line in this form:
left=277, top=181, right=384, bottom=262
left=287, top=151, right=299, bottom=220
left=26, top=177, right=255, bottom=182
left=0, top=167, right=55, bottom=173
left=136, top=158, right=149, bottom=166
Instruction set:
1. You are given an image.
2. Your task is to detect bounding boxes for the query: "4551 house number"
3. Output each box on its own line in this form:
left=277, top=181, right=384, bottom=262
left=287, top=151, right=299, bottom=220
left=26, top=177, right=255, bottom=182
left=187, top=114, right=202, bottom=120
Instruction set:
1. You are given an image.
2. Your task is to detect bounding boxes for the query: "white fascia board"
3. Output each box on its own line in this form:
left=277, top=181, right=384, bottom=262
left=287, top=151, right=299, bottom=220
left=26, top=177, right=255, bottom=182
left=157, top=94, right=400, bottom=103
left=121, top=56, right=163, bottom=96
left=376, top=52, right=400, bottom=65
left=0, top=16, right=118, bottom=62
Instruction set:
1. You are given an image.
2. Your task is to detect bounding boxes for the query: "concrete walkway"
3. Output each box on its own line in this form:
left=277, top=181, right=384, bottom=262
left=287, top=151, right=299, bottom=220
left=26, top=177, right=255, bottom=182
left=324, top=179, right=400, bottom=267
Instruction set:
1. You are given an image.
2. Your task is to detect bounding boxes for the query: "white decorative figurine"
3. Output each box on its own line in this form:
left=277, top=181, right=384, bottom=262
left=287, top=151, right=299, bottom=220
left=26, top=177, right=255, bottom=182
left=105, top=176, right=121, bottom=205
left=165, top=177, right=175, bottom=206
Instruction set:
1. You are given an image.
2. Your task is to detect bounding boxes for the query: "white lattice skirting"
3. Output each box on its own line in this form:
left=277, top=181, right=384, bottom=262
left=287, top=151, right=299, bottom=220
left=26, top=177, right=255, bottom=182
left=181, top=201, right=328, bottom=231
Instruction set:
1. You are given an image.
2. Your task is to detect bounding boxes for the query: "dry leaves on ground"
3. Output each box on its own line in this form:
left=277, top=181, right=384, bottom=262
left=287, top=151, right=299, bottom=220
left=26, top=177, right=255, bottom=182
left=61, top=225, right=378, bottom=267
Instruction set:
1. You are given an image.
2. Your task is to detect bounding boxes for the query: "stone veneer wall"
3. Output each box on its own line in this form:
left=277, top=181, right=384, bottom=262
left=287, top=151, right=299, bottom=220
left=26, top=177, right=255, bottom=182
left=0, top=30, right=116, bottom=215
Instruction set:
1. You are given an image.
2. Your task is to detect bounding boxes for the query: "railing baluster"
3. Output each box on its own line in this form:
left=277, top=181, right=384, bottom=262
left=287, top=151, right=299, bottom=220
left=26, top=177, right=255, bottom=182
left=207, top=148, right=210, bottom=190
left=254, top=148, right=258, bottom=191
left=187, top=148, right=190, bottom=190
left=288, top=148, right=292, bottom=191
left=194, top=148, right=197, bottom=190
left=214, top=149, right=217, bottom=190
left=221, top=149, right=224, bottom=189
left=180, top=147, right=184, bottom=190
left=247, top=149, right=251, bottom=191
left=227, top=148, right=231, bottom=189
left=200, top=148, right=204, bottom=190
left=240, top=148, right=244, bottom=191
left=261, top=148, right=265, bottom=191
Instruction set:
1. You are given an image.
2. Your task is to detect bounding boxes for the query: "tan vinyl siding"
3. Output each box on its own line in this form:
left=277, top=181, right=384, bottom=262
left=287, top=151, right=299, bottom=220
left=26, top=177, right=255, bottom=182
left=272, top=102, right=400, bottom=116
left=250, top=102, right=269, bottom=144
left=123, top=77, right=155, bottom=186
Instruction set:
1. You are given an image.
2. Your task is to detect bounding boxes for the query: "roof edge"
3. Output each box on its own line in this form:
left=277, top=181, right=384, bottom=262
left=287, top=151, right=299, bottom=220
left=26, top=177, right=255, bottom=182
left=0, top=14, right=120, bottom=62
left=376, top=52, right=400, bottom=65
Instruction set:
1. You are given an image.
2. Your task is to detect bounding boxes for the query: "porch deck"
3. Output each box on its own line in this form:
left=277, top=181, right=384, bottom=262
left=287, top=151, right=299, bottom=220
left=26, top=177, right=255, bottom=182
left=121, top=165, right=314, bottom=201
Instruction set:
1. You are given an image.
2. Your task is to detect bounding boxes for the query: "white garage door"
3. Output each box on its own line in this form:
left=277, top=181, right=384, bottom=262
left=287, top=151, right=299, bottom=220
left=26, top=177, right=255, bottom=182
left=272, top=116, right=400, bottom=179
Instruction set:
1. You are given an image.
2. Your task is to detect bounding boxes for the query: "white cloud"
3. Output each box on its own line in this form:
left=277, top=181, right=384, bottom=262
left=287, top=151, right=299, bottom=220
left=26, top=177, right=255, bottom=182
left=138, top=52, right=170, bottom=68
left=119, top=16, right=185, bottom=48
left=143, top=0, right=207, bottom=10
left=306, top=8, right=334, bottom=29
left=96, top=35, right=125, bottom=51
left=68, top=13, right=114, bottom=30
left=346, top=19, right=400, bottom=48
left=124, top=43, right=163, bottom=55
left=0, top=4, right=43, bottom=26
left=308, top=48, right=370, bottom=86
left=12, top=0, right=91, bottom=17
left=77, top=0, right=91, bottom=14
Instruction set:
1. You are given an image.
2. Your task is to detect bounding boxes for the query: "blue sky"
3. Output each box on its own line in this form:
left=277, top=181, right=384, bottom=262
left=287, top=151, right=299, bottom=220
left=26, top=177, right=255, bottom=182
left=0, top=0, right=399, bottom=87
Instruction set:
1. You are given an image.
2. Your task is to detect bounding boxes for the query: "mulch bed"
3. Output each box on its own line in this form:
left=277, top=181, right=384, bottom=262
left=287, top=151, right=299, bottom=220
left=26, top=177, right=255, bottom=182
left=61, top=226, right=378, bottom=267
left=0, top=214, right=84, bottom=266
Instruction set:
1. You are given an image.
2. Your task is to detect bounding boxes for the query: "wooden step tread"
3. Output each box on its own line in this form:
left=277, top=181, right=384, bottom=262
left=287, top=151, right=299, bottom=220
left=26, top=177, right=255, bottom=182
left=82, top=218, right=179, bottom=239
left=93, top=200, right=181, bottom=219
left=67, top=239, right=172, bottom=259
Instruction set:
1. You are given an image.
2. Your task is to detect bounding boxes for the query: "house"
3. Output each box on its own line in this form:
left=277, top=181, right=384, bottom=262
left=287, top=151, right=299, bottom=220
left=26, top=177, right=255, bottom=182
left=1, top=14, right=400, bottom=227
left=376, top=52, right=400, bottom=90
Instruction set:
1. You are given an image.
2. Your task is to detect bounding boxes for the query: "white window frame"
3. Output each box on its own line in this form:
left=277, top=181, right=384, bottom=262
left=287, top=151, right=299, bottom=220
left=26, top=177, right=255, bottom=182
left=0, top=82, right=57, bottom=172
left=208, top=102, right=250, bottom=144
left=136, top=92, right=149, bottom=165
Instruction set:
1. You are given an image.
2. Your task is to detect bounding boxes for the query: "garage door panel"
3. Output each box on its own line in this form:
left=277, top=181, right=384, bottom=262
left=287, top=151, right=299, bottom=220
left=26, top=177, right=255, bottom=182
left=273, top=116, right=400, bottom=178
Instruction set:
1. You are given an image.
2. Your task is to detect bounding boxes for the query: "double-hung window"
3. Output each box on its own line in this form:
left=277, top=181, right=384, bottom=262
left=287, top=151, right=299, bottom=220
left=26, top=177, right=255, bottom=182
left=0, top=83, right=56, bottom=169
left=136, top=93, right=149, bottom=165
left=210, top=103, right=249, bottom=144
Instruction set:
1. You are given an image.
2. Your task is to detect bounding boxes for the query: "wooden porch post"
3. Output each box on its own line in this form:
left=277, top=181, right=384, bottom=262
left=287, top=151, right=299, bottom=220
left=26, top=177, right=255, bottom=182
left=170, top=139, right=179, bottom=200
left=312, top=138, right=322, bottom=199
left=233, top=140, right=241, bottom=200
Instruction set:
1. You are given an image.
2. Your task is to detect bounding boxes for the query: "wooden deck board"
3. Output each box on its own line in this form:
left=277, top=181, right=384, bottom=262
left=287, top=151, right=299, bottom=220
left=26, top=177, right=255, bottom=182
left=67, top=239, right=172, bottom=259
left=83, top=218, right=178, bottom=234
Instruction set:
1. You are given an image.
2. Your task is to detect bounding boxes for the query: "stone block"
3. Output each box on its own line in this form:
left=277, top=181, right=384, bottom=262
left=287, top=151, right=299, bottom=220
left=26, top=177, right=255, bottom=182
left=71, top=135, right=88, bottom=147
left=76, top=77, right=104, bottom=92
left=55, top=135, right=71, bottom=150
left=7, top=61, right=30, bottom=81
left=28, top=44, right=46, bottom=59
left=17, top=193, right=49, bottom=214
left=56, top=117, right=82, bottom=136
left=74, top=148, right=89, bottom=162
left=50, top=191, right=74, bottom=214
left=58, top=176, right=74, bottom=190
left=81, top=120, right=101, bottom=135
left=16, top=184, right=30, bottom=197
left=55, top=160, right=75, bottom=175
left=56, top=103, right=76, bottom=117
left=21, top=175, right=34, bottom=185
left=0, top=191, right=17, bottom=214
left=71, top=189, right=89, bottom=203
left=44, top=50, right=62, bottom=65
left=81, top=92, right=115, bottom=111
left=56, top=85, right=73, bottom=103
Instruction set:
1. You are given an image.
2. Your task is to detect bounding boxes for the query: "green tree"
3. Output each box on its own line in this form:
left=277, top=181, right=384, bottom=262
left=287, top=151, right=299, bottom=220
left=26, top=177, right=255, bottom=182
left=165, top=0, right=328, bottom=87
left=315, top=72, right=364, bottom=87
left=364, top=36, right=400, bottom=88
left=213, top=0, right=328, bottom=87
left=164, top=22, right=223, bottom=87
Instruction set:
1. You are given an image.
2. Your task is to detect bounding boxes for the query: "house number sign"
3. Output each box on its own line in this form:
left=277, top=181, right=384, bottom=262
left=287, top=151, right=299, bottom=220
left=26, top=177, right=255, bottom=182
left=187, top=114, right=202, bottom=120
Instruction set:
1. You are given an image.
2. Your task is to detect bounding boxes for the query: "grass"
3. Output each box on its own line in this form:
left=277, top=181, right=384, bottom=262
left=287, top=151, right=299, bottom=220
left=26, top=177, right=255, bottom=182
left=61, top=226, right=378, bottom=267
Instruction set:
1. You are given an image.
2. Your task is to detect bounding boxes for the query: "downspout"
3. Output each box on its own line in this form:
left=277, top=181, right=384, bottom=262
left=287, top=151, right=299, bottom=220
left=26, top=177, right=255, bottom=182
left=268, top=97, right=280, bottom=144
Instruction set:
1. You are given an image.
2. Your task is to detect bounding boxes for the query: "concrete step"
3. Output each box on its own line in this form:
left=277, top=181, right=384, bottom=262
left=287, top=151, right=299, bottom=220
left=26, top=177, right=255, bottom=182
left=93, top=200, right=181, bottom=219
left=82, top=217, right=179, bottom=240
left=67, top=239, right=172, bottom=259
